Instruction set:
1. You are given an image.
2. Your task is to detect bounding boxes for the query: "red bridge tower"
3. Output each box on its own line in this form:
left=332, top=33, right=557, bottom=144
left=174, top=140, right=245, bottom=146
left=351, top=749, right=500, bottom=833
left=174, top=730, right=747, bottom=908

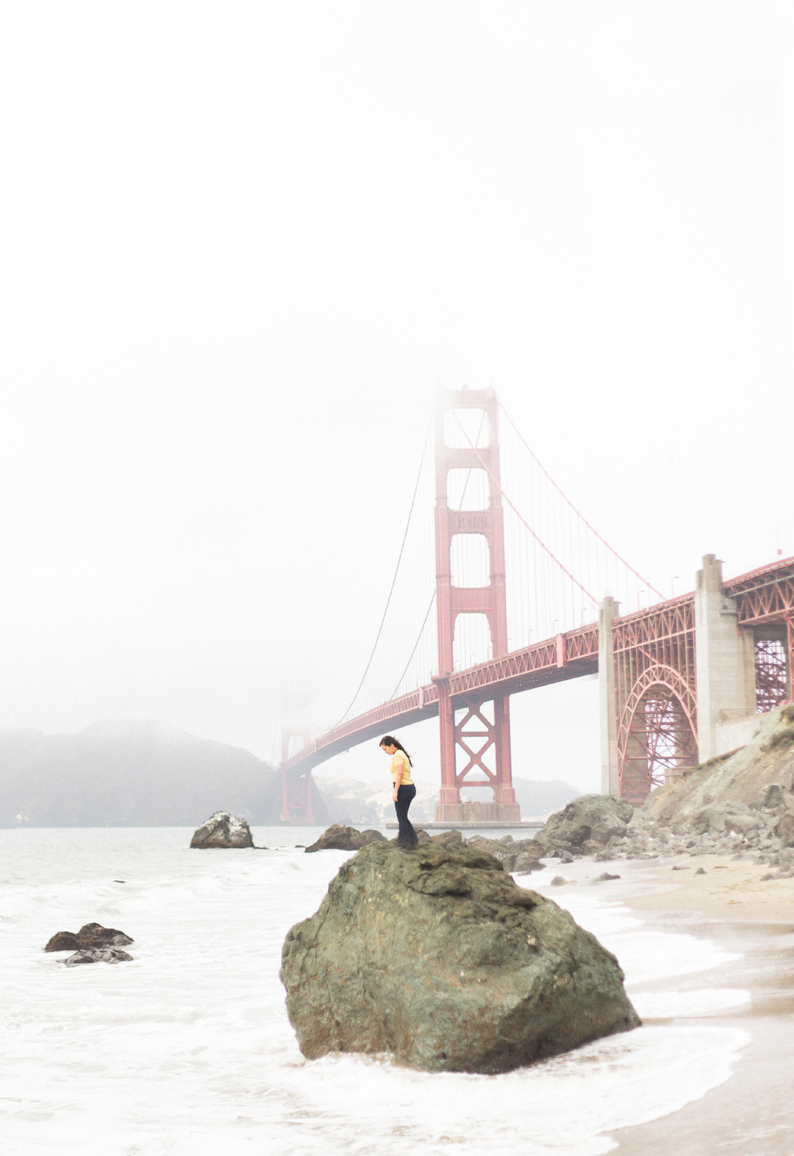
left=434, top=388, right=520, bottom=822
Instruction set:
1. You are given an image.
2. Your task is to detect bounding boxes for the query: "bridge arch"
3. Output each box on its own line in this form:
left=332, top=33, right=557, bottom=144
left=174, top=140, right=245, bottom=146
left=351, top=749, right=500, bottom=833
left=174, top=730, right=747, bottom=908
left=617, top=663, right=698, bottom=805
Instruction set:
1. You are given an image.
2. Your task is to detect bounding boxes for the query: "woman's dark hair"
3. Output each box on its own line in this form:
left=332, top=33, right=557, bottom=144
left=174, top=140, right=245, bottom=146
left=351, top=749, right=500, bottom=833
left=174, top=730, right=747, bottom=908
left=380, top=735, right=412, bottom=765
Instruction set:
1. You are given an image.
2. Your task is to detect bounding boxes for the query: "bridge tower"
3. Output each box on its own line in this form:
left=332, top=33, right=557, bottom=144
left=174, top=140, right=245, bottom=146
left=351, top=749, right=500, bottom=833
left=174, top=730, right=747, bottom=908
left=279, top=693, right=316, bottom=824
left=434, top=387, right=520, bottom=823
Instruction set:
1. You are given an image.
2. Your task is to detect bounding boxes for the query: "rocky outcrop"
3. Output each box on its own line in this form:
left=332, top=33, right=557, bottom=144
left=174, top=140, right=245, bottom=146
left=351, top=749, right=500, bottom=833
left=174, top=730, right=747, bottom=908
left=533, top=795, right=634, bottom=856
left=45, top=922, right=134, bottom=952
left=567, top=706, right=794, bottom=874
left=281, top=842, right=640, bottom=1074
left=648, top=705, right=794, bottom=829
left=64, top=947, right=133, bottom=966
left=190, top=811, right=254, bottom=848
left=619, top=704, right=794, bottom=869
left=304, top=824, right=387, bottom=852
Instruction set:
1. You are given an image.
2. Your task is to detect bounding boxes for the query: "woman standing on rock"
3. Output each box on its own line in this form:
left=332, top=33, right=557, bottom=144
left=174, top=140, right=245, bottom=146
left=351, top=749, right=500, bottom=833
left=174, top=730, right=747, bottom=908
left=380, top=735, right=418, bottom=848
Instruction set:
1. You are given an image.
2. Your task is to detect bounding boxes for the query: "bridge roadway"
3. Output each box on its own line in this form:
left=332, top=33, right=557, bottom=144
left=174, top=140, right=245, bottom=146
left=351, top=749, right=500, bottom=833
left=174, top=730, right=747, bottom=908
left=282, top=556, right=794, bottom=782
left=282, top=621, right=600, bottom=777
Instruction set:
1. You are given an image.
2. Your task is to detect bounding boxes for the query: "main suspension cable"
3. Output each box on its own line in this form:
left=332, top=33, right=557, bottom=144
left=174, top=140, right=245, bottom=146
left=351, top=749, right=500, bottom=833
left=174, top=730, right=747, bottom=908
left=500, top=401, right=664, bottom=600
left=452, top=410, right=599, bottom=605
left=334, top=409, right=433, bottom=725
left=388, top=590, right=436, bottom=701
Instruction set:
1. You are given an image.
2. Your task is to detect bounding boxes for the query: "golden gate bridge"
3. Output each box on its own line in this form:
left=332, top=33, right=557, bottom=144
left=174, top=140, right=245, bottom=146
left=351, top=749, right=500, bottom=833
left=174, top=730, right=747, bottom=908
left=281, top=387, right=794, bottom=822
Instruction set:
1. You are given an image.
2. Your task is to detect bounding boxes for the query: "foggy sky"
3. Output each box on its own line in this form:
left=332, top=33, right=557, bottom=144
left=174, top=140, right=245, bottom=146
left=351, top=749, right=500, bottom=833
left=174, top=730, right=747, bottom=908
left=1, top=2, right=793, bottom=794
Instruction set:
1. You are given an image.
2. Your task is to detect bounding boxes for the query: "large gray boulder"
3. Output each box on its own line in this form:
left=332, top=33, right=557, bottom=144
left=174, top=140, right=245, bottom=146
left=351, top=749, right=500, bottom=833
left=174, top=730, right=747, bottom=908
left=535, top=794, right=633, bottom=852
left=190, top=811, right=254, bottom=848
left=280, top=842, right=640, bottom=1073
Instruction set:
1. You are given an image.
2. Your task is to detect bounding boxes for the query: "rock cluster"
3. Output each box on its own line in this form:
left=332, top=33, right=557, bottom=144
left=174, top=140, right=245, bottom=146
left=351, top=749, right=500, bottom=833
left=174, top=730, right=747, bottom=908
left=45, top=922, right=134, bottom=953
left=281, top=841, right=640, bottom=1073
left=64, top=947, right=133, bottom=967
left=305, top=824, right=387, bottom=852
left=599, top=798, right=794, bottom=875
left=304, top=824, right=544, bottom=872
left=190, top=811, right=254, bottom=848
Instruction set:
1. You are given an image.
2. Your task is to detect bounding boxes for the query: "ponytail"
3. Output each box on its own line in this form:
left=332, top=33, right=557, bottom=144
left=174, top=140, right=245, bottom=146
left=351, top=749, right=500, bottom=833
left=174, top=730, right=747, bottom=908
left=380, top=734, right=412, bottom=766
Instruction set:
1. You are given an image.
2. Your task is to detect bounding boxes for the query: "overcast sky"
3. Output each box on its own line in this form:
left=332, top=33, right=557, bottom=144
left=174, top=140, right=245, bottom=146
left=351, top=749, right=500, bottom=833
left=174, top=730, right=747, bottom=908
left=1, top=2, right=793, bottom=794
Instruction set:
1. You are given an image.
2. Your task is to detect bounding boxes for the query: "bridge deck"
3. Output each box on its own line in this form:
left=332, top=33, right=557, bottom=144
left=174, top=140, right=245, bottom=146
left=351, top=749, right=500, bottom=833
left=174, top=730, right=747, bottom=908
left=283, top=557, right=794, bottom=780
left=282, top=622, right=599, bottom=776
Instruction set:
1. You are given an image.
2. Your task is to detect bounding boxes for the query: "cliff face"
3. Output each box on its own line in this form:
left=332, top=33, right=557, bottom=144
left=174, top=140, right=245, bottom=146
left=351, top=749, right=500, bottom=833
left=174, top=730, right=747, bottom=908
left=0, top=720, right=291, bottom=827
left=645, top=703, right=794, bottom=831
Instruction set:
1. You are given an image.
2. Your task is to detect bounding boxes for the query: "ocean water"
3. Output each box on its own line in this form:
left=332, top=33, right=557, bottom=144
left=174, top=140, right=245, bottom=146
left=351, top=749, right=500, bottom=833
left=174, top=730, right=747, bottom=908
left=0, top=828, right=750, bottom=1156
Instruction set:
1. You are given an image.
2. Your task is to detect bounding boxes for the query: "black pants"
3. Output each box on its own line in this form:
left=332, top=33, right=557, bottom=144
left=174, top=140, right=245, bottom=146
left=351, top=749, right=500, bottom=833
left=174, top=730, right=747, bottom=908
left=394, top=783, right=418, bottom=847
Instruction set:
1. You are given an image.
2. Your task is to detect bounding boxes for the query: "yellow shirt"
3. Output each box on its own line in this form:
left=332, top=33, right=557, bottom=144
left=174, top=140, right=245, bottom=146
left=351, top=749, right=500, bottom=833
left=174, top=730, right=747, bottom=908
left=390, top=750, right=414, bottom=787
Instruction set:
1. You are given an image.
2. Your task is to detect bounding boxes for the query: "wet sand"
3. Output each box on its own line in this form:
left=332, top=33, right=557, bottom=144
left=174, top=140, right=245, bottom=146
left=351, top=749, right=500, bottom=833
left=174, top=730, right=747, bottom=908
left=604, top=856, right=794, bottom=1155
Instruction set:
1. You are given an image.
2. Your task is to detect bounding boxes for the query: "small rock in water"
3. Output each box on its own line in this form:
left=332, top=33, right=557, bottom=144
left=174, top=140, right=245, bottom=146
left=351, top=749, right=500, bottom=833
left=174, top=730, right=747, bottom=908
left=64, top=947, right=133, bottom=967
left=44, top=931, right=80, bottom=952
left=45, top=923, right=133, bottom=952
left=190, top=811, right=254, bottom=848
left=550, top=875, right=568, bottom=886
left=592, top=872, right=621, bottom=882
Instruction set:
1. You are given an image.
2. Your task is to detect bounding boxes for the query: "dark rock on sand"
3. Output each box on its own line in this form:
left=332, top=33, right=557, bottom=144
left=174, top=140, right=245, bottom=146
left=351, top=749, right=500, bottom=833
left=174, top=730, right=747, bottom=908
left=45, top=923, right=133, bottom=952
left=281, top=841, right=640, bottom=1073
left=535, top=795, right=633, bottom=853
left=304, top=824, right=387, bottom=852
left=190, top=811, right=254, bottom=848
left=64, top=947, right=133, bottom=967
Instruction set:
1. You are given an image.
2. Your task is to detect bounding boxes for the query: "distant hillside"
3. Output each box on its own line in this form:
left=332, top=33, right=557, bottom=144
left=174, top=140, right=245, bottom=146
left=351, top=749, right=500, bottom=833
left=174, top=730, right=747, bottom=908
left=0, top=721, right=328, bottom=827
left=511, top=778, right=581, bottom=817
left=313, top=774, right=580, bottom=825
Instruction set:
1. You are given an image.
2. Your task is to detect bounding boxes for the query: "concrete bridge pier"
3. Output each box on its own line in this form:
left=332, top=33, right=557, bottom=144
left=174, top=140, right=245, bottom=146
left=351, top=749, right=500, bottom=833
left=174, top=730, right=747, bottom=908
left=599, top=595, right=620, bottom=797
left=694, top=553, right=756, bottom=763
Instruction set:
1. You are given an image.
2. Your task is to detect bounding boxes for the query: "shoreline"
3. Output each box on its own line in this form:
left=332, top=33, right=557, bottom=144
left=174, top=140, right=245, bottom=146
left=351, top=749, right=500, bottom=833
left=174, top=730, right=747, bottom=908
left=555, top=854, right=794, bottom=1155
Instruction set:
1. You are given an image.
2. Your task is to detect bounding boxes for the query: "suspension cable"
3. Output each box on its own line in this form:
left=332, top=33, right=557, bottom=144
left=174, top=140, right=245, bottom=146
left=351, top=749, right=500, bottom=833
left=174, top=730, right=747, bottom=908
left=452, top=411, right=599, bottom=605
left=334, top=409, right=433, bottom=724
left=500, top=402, right=664, bottom=599
left=388, top=590, right=436, bottom=700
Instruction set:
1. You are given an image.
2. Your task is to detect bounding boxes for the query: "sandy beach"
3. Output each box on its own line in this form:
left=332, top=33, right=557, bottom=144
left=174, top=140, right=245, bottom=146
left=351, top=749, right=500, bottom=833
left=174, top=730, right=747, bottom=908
left=563, top=854, right=794, bottom=1156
